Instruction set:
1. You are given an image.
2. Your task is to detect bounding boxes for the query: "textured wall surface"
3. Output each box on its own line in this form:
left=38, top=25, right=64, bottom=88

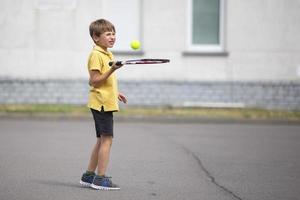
left=1, top=79, right=299, bottom=110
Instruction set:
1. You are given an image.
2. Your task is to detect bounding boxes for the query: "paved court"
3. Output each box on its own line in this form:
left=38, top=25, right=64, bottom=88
left=0, top=118, right=299, bottom=200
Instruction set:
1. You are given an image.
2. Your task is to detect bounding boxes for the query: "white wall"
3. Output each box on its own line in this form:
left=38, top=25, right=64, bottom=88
left=1, top=0, right=300, bottom=81
left=227, top=0, right=300, bottom=81
left=0, top=0, right=96, bottom=79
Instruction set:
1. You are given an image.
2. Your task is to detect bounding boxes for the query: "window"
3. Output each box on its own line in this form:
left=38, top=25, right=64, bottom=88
left=187, top=0, right=226, bottom=53
left=103, top=0, right=142, bottom=53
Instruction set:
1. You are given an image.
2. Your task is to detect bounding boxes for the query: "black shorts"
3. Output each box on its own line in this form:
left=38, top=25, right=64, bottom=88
left=90, top=108, right=114, bottom=138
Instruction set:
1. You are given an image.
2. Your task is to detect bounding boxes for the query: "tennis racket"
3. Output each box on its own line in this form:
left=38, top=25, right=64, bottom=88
left=109, top=58, right=170, bottom=67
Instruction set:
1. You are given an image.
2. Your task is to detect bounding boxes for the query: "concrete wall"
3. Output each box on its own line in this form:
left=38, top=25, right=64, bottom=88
left=1, top=78, right=299, bottom=110
left=226, top=0, right=300, bottom=81
left=1, top=0, right=300, bottom=81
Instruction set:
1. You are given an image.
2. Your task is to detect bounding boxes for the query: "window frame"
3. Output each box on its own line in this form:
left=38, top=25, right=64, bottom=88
left=186, top=0, right=226, bottom=54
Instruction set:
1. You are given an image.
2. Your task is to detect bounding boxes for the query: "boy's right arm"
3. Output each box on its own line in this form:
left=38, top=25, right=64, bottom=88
left=89, top=62, right=123, bottom=88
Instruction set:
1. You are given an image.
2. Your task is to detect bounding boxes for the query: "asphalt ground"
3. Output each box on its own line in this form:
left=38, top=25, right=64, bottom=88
left=0, top=118, right=299, bottom=200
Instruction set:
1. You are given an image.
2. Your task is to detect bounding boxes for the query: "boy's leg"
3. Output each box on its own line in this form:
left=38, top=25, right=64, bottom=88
left=80, top=138, right=101, bottom=187
left=91, top=135, right=120, bottom=190
left=87, top=138, right=101, bottom=172
left=97, top=135, right=113, bottom=176
left=88, top=110, right=119, bottom=190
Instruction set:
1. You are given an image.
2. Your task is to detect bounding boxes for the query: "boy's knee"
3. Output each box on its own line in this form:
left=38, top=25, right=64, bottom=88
left=100, top=135, right=113, bottom=145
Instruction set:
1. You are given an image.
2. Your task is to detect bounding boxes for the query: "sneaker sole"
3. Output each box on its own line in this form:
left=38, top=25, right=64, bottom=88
left=91, top=183, right=120, bottom=190
left=79, top=180, right=92, bottom=187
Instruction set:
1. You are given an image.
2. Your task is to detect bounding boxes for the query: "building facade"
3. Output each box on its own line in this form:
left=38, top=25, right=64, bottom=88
left=1, top=0, right=300, bottom=109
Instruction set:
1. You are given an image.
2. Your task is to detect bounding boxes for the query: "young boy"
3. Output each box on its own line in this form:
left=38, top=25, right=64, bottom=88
left=80, top=19, right=127, bottom=190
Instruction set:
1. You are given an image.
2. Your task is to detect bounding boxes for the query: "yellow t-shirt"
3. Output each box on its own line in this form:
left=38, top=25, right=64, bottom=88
left=87, top=45, right=119, bottom=112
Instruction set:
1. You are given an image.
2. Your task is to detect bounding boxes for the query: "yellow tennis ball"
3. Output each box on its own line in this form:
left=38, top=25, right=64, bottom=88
left=130, top=40, right=141, bottom=50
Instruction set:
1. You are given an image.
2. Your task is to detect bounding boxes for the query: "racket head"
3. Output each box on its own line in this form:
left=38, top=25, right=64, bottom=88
left=124, top=58, right=170, bottom=65
left=109, top=58, right=170, bottom=67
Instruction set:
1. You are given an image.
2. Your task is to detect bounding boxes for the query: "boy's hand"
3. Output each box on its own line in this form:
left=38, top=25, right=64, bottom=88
left=110, top=61, right=123, bottom=70
left=118, top=93, right=127, bottom=104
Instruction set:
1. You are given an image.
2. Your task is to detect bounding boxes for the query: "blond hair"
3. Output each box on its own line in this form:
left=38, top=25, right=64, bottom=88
left=89, top=19, right=115, bottom=38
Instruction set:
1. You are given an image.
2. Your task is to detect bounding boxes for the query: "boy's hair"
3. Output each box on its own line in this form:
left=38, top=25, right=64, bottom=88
left=89, top=19, right=115, bottom=38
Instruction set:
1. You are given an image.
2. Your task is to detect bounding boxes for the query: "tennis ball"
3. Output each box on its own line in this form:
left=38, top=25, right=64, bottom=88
left=130, top=40, right=141, bottom=50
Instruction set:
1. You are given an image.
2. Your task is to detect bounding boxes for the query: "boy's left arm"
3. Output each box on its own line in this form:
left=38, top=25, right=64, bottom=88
left=118, top=93, right=127, bottom=104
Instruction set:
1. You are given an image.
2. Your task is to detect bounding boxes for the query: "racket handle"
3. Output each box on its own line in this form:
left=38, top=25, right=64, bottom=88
left=109, top=61, right=123, bottom=67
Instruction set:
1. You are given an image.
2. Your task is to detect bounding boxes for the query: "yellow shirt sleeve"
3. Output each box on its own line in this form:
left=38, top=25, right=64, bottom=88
left=88, top=51, right=103, bottom=72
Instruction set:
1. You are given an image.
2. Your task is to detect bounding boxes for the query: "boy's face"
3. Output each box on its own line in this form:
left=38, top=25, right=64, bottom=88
left=94, top=31, right=115, bottom=50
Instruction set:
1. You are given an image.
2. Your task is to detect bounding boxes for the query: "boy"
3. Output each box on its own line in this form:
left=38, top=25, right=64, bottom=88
left=80, top=19, right=127, bottom=190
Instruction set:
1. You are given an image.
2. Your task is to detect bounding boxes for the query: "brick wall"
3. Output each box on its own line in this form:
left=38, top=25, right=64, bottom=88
left=0, top=78, right=299, bottom=110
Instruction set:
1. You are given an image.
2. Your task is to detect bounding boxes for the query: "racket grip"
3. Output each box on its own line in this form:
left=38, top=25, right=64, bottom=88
left=109, top=61, right=122, bottom=67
